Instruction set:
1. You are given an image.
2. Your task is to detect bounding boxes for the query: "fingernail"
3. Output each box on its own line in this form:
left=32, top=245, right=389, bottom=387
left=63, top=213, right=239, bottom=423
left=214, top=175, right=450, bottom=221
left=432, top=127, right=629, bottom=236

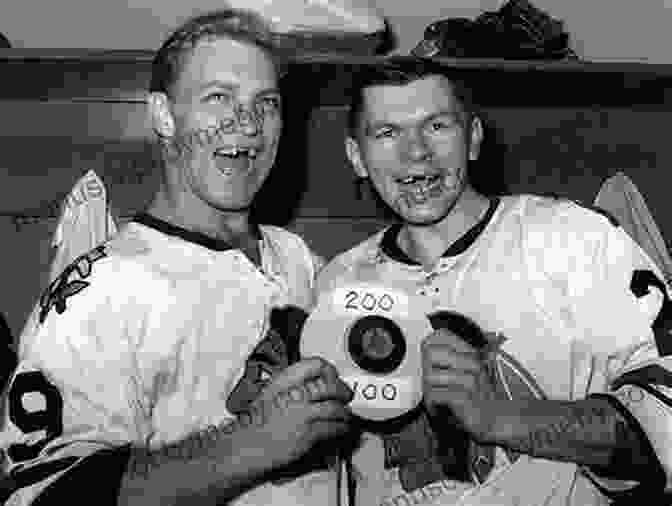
left=315, top=377, right=328, bottom=392
left=305, top=379, right=322, bottom=398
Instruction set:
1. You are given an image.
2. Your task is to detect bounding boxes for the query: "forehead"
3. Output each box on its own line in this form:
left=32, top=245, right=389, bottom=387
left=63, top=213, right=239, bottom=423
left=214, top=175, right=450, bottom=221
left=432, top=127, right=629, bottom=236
left=175, top=37, right=277, bottom=96
left=361, top=75, right=461, bottom=124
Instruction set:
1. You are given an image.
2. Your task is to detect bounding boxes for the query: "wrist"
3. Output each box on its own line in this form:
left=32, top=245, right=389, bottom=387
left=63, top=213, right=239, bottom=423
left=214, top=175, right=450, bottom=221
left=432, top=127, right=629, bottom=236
left=474, top=399, right=523, bottom=445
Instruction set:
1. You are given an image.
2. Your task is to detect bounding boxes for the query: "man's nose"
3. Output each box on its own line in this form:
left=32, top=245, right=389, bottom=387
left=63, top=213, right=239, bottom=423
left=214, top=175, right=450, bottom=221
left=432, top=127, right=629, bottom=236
left=234, top=104, right=261, bottom=136
left=402, top=130, right=431, bottom=162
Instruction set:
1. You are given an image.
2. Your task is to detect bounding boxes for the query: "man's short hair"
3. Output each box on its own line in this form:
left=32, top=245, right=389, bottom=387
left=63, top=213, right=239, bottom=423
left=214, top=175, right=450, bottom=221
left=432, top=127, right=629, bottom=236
left=149, top=9, right=287, bottom=97
left=346, top=56, right=477, bottom=138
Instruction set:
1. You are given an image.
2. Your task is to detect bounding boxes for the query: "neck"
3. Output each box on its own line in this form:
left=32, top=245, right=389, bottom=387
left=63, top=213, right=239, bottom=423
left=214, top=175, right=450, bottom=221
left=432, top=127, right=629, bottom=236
left=399, top=187, right=490, bottom=270
left=146, top=181, right=255, bottom=245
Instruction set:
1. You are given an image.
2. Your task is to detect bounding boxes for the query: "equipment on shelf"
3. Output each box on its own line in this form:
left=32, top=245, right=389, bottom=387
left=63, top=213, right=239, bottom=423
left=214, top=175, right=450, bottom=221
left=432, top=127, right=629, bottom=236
left=412, top=0, right=576, bottom=60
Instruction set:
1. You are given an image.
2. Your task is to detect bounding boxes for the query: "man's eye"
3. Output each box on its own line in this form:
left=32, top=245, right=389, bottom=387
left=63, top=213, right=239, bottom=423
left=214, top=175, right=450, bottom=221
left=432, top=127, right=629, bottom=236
left=374, top=128, right=395, bottom=139
left=427, top=116, right=459, bottom=133
left=430, top=121, right=451, bottom=131
left=207, top=92, right=232, bottom=104
left=259, top=96, right=281, bottom=110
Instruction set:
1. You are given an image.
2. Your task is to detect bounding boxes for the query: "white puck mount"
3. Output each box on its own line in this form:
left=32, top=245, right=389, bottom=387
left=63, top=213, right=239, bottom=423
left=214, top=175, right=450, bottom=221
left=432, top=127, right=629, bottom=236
left=301, top=284, right=433, bottom=422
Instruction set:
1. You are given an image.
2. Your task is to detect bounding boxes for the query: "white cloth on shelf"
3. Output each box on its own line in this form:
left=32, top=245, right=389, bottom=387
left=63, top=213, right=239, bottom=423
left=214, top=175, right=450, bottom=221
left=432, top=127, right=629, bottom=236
left=48, top=170, right=117, bottom=283
left=223, top=0, right=385, bottom=34
left=594, top=171, right=672, bottom=286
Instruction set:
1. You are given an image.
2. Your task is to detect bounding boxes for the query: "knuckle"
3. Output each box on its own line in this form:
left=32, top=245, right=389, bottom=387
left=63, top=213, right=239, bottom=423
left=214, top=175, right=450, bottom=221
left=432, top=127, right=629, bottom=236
left=303, top=356, right=326, bottom=368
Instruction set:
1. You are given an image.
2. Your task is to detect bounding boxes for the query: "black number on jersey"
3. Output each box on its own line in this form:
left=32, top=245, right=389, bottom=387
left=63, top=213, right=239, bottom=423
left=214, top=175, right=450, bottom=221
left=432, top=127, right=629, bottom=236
left=630, top=269, right=672, bottom=356
left=7, top=370, right=64, bottom=463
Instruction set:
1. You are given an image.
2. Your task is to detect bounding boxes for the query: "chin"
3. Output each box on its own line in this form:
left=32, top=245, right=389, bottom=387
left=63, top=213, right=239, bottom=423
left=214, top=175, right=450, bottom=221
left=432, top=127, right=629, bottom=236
left=207, top=196, right=254, bottom=213
left=396, top=203, right=455, bottom=227
left=402, top=214, right=449, bottom=227
left=218, top=202, right=254, bottom=213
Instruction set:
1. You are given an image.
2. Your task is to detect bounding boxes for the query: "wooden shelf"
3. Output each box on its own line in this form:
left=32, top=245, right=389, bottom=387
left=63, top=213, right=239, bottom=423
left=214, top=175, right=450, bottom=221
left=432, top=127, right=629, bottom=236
left=2, top=48, right=672, bottom=106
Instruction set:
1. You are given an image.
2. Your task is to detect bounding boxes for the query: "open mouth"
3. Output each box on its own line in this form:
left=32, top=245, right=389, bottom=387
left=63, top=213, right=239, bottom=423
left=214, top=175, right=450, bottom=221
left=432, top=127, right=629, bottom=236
left=213, top=145, right=260, bottom=175
left=396, top=173, right=446, bottom=204
left=395, top=174, right=442, bottom=186
left=214, top=146, right=259, bottom=159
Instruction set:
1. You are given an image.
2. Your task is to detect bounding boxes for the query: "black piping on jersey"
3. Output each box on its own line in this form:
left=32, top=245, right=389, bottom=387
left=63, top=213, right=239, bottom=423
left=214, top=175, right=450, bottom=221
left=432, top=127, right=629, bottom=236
left=613, top=364, right=672, bottom=392
left=132, top=213, right=261, bottom=253
left=611, top=380, right=672, bottom=412
left=0, top=456, right=78, bottom=503
left=379, top=198, right=500, bottom=265
left=585, top=393, right=667, bottom=502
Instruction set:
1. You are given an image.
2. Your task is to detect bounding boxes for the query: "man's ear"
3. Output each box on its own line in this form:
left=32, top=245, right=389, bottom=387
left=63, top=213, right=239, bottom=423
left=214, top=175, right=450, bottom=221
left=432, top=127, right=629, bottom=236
left=468, top=116, right=484, bottom=161
left=148, top=92, right=175, bottom=139
left=345, top=136, right=368, bottom=179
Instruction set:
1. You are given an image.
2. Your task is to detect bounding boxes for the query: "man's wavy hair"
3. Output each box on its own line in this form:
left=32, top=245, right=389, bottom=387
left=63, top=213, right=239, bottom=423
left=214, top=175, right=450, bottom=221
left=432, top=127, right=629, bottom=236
left=149, top=9, right=287, bottom=98
left=346, top=56, right=477, bottom=139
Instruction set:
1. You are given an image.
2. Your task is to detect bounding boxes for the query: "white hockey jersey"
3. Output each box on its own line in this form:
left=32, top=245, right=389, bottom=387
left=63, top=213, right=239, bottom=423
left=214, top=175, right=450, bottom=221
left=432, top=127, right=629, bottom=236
left=0, top=213, right=341, bottom=506
left=315, top=194, right=672, bottom=506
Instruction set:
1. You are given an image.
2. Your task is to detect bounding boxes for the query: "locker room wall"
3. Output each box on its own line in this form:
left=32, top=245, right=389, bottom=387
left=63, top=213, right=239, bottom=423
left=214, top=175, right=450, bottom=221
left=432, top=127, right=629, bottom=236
left=2, top=84, right=672, bottom=342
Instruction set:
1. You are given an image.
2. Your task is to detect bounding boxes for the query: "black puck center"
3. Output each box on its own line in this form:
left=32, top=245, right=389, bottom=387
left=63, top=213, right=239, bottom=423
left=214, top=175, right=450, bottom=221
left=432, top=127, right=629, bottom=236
left=348, top=315, right=406, bottom=374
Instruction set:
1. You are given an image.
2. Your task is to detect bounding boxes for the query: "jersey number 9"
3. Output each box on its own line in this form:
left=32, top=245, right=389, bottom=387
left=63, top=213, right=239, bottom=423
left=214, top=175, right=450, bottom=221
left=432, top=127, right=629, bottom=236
left=7, top=370, right=64, bottom=463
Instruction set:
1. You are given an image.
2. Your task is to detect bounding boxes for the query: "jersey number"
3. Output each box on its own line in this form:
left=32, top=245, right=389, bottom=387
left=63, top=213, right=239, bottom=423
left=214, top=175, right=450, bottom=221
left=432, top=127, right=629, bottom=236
left=7, top=370, right=64, bottom=463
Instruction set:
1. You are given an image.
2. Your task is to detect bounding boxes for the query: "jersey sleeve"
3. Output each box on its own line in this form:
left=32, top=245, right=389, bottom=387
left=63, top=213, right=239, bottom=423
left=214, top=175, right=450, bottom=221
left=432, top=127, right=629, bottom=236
left=527, top=198, right=672, bottom=498
left=0, top=246, right=149, bottom=505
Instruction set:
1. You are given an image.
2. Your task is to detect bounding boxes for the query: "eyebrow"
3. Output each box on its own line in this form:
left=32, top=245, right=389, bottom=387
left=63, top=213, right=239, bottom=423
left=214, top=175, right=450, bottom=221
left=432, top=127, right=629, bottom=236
left=198, top=81, right=281, bottom=98
left=198, top=81, right=237, bottom=93
left=365, top=110, right=461, bottom=134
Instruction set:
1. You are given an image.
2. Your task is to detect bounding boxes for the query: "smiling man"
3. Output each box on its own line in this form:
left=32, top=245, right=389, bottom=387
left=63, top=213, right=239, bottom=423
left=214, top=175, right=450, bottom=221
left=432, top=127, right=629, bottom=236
left=0, top=9, right=353, bottom=506
left=316, top=57, right=672, bottom=506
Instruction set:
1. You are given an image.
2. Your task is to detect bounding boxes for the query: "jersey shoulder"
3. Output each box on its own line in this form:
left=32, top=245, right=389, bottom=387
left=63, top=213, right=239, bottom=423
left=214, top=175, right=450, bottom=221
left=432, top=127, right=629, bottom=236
left=514, top=193, right=620, bottom=232
left=33, top=223, right=161, bottom=329
left=504, top=194, right=620, bottom=228
left=513, top=194, right=626, bottom=263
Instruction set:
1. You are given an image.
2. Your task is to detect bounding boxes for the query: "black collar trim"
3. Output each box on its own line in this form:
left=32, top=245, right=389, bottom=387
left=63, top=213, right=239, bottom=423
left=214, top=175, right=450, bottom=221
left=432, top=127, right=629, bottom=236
left=380, top=198, right=500, bottom=265
left=132, top=213, right=260, bottom=253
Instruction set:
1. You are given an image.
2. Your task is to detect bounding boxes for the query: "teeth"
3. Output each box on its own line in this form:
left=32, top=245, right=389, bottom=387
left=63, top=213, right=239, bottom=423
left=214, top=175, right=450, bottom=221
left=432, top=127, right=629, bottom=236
left=215, top=146, right=259, bottom=158
left=216, top=147, right=236, bottom=157
left=397, top=174, right=440, bottom=185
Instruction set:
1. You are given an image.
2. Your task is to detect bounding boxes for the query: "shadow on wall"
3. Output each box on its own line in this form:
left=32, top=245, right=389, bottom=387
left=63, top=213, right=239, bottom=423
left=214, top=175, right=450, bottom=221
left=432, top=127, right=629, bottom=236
left=470, top=114, right=511, bottom=197
left=251, top=68, right=316, bottom=226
